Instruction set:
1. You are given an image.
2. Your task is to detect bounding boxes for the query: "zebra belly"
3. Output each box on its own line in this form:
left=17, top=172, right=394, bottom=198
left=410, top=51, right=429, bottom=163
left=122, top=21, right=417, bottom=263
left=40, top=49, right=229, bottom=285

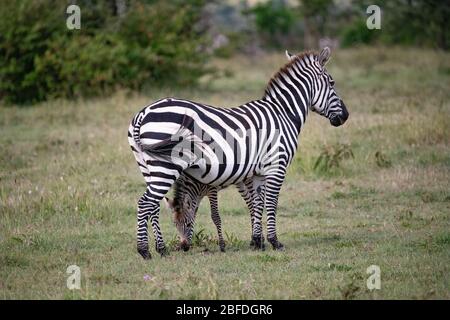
left=136, top=98, right=278, bottom=186
left=185, top=162, right=253, bottom=187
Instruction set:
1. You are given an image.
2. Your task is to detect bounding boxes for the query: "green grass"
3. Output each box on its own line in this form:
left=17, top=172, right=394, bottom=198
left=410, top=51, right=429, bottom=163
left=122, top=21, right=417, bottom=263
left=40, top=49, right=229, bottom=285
left=1, top=47, right=449, bottom=299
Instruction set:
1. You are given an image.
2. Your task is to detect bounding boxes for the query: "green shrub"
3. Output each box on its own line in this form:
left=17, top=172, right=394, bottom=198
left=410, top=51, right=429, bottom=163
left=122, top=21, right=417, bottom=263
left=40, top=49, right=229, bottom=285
left=0, top=0, right=65, bottom=104
left=314, top=143, right=354, bottom=175
left=340, top=19, right=379, bottom=47
left=342, top=0, right=449, bottom=50
left=0, top=0, right=211, bottom=105
left=244, top=0, right=296, bottom=48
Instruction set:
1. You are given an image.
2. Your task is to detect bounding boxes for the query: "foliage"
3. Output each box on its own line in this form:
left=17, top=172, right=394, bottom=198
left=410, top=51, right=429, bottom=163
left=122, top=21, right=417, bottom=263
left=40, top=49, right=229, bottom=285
left=299, top=0, right=334, bottom=39
left=340, top=19, right=379, bottom=47
left=244, top=0, right=296, bottom=48
left=341, top=0, right=450, bottom=49
left=0, top=0, right=211, bottom=105
left=191, top=227, right=216, bottom=248
left=314, top=143, right=354, bottom=174
left=241, top=0, right=449, bottom=51
left=377, top=0, right=449, bottom=49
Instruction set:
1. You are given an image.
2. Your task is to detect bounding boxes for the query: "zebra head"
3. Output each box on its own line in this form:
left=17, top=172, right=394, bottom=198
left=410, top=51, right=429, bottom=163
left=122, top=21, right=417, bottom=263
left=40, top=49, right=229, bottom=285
left=163, top=180, right=200, bottom=251
left=306, top=47, right=349, bottom=127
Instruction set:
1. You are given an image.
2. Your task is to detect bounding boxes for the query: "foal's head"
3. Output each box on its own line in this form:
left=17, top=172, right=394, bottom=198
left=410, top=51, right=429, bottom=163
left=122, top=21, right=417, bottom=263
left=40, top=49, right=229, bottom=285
left=164, top=176, right=202, bottom=251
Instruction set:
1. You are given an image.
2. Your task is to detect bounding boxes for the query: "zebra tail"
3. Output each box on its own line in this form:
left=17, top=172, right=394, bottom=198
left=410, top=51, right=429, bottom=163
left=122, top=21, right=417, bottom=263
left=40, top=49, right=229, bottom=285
left=132, top=112, right=144, bottom=148
left=131, top=108, right=200, bottom=159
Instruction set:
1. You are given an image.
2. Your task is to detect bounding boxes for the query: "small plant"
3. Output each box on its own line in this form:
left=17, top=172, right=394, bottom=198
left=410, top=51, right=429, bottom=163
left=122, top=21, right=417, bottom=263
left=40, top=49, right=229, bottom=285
left=314, top=143, right=354, bottom=174
left=225, top=231, right=245, bottom=249
left=338, top=281, right=360, bottom=300
left=167, top=234, right=179, bottom=251
left=191, top=227, right=216, bottom=248
left=375, top=151, right=392, bottom=168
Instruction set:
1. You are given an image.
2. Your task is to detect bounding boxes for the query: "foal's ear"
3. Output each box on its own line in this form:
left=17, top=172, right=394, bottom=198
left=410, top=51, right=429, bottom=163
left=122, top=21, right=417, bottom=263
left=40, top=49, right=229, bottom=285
left=318, top=47, right=331, bottom=66
left=163, top=197, right=175, bottom=211
left=285, top=50, right=295, bottom=61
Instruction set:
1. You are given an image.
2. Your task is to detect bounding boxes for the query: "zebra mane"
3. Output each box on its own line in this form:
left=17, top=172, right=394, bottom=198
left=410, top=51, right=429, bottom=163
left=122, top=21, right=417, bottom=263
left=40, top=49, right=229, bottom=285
left=172, top=178, right=185, bottom=211
left=265, top=50, right=318, bottom=95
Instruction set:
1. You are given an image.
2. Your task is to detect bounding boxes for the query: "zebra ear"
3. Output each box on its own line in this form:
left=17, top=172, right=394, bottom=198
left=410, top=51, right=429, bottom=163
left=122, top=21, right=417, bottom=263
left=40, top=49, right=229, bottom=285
left=318, top=47, right=331, bottom=66
left=163, top=197, right=175, bottom=211
left=285, top=50, right=295, bottom=61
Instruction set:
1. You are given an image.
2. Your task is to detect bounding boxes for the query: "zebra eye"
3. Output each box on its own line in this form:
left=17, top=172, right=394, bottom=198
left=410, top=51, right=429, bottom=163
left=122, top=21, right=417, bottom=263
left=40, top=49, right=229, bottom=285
left=330, top=79, right=335, bottom=87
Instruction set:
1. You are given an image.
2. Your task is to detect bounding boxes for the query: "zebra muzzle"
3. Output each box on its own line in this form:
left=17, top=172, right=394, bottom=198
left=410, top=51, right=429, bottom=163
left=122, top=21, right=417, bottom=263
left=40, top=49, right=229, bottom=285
left=329, top=114, right=342, bottom=127
left=179, top=240, right=190, bottom=252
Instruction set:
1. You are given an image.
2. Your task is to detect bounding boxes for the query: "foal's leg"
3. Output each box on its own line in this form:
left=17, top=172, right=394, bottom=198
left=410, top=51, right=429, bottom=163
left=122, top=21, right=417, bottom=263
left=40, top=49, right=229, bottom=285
left=250, top=176, right=266, bottom=250
left=237, top=180, right=256, bottom=247
left=208, top=188, right=225, bottom=252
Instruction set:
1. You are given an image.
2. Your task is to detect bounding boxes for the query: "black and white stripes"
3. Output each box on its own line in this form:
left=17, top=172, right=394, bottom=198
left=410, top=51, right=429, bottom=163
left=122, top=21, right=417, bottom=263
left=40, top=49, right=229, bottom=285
left=163, top=174, right=225, bottom=252
left=128, top=47, right=349, bottom=259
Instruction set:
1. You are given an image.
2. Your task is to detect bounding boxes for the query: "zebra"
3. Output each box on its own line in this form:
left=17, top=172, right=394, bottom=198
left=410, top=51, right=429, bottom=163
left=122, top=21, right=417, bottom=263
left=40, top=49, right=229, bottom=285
left=163, top=173, right=265, bottom=252
left=128, top=47, right=349, bottom=259
left=163, top=174, right=225, bottom=252
left=163, top=171, right=261, bottom=252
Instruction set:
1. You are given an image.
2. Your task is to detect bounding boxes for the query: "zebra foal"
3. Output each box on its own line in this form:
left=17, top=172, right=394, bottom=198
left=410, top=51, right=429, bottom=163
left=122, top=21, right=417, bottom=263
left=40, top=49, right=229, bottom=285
left=163, top=173, right=257, bottom=253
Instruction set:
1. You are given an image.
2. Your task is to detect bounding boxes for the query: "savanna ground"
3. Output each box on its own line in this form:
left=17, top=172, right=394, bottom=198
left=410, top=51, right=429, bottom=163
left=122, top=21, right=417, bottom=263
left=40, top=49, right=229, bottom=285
left=0, top=47, right=449, bottom=299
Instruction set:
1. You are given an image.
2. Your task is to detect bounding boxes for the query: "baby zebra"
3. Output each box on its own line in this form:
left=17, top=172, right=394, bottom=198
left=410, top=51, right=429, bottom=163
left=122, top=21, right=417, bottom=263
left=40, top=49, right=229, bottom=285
left=164, top=174, right=259, bottom=253
left=164, top=174, right=225, bottom=252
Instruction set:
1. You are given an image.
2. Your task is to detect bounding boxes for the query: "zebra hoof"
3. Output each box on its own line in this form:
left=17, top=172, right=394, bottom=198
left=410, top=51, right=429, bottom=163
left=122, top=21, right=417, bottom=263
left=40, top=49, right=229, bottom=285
left=252, top=236, right=265, bottom=251
left=268, top=237, right=285, bottom=251
left=137, top=248, right=151, bottom=260
left=156, top=246, right=168, bottom=257
left=219, top=241, right=226, bottom=252
left=249, top=239, right=255, bottom=248
left=273, top=243, right=285, bottom=251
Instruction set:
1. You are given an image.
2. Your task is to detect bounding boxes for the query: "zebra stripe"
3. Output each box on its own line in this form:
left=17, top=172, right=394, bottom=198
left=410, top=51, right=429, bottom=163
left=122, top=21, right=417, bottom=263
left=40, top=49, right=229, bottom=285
left=163, top=174, right=226, bottom=252
left=164, top=172, right=264, bottom=252
left=128, top=47, right=349, bottom=259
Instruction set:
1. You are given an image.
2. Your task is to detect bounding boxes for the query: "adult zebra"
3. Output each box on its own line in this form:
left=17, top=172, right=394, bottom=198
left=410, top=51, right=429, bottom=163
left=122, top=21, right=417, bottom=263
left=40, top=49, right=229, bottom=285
left=128, top=47, right=349, bottom=259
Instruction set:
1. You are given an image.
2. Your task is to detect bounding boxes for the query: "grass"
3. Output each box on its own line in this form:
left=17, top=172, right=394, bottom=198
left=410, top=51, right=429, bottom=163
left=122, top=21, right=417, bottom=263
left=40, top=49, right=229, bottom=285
left=0, top=46, right=449, bottom=299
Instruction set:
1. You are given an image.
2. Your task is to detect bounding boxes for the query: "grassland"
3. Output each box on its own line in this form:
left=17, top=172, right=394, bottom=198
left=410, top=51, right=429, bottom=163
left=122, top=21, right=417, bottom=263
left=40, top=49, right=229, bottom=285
left=0, top=47, right=449, bottom=299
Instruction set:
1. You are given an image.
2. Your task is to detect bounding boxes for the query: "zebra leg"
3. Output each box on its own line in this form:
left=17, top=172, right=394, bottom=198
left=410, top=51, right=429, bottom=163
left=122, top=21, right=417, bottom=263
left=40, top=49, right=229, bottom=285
left=237, top=181, right=255, bottom=247
left=265, top=175, right=285, bottom=251
left=137, top=161, right=182, bottom=259
left=129, top=134, right=154, bottom=259
left=250, top=176, right=266, bottom=250
left=208, top=188, right=225, bottom=252
left=137, top=187, right=171, bottom=258
left=136, top=189, right=154, bottom=259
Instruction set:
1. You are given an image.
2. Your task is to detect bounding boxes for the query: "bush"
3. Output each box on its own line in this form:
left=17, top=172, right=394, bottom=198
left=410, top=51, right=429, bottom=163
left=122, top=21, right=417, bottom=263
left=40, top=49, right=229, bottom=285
left=245, top=0, right=296, bottom=48
left=341, top=0, right=450, bottom=49
left=0, top=0, right=211, bottom=105
left=314, top=143, right=354, bottom=175
left=340, top=20, right=379, bottom=47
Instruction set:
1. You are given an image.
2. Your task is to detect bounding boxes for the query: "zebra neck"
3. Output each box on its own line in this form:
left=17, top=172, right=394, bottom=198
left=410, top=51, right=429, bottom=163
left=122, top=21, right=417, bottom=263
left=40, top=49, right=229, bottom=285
left=263, top=59, right=314, bottom=133
left=263, top=79, right=311, bottom=134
